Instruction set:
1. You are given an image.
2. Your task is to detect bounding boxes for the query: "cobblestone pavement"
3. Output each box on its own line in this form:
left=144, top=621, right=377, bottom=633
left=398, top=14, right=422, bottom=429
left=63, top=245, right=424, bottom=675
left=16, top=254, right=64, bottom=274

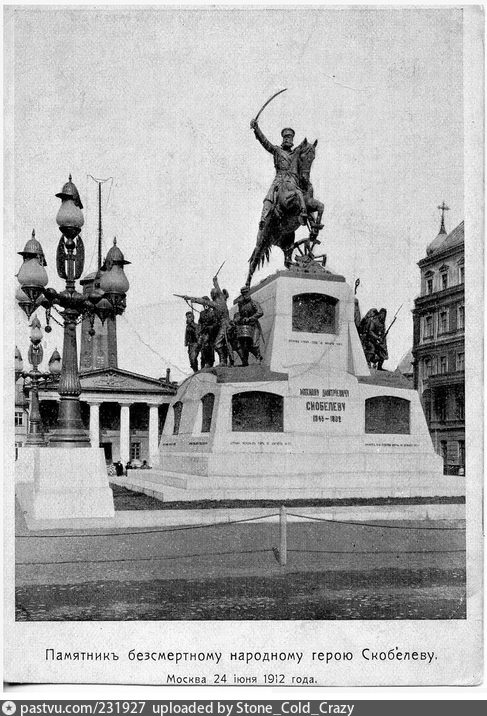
left=15, top=503, right=466, bottom=620
left=16, top=567, right=465, bottom=621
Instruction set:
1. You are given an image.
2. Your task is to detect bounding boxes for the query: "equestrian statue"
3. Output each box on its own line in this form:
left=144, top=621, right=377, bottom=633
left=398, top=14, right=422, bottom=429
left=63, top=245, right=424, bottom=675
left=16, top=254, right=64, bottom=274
left=246, top=89, right=325, bottom=286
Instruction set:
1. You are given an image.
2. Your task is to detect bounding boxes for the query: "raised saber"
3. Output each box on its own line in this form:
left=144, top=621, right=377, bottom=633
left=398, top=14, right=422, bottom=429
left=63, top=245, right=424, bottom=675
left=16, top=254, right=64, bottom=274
left=215, top=260, right=226, bottom=278
left=253, top=88, right=287, bottom=123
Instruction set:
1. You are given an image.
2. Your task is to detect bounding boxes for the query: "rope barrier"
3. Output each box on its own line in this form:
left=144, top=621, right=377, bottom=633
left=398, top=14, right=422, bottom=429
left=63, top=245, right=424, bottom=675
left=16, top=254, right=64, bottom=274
left=286, top=512, right=466, bottom=531
left=15, top=511, right=281, bottom=539
left=16, top=548, right=272, bottom=567
left=15, top=546, right=466, bottom=568
left=15, top=510, right=465, bottom=539
left=288, top=548, right=466, bottom=555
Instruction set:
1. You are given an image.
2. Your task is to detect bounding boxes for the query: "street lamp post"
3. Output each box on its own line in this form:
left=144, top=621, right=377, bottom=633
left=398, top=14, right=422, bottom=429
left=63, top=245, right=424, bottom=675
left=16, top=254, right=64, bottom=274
left=16, top=175, right=130, bottom=448
left=15, top=320, right=61, bottom=446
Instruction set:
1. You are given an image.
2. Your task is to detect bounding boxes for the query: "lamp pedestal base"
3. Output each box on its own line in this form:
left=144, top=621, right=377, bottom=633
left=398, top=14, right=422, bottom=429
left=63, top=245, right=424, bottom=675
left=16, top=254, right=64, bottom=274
left=49, top=396, right=91, bottom=447
left=16, top=446, right=114, bottom=522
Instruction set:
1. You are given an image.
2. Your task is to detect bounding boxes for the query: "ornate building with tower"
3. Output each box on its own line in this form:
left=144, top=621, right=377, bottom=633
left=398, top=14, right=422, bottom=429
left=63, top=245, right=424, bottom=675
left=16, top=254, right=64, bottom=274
left=412, top=206, right=465, bottom=474
left=16, top=176, right=177, bottom=466
left=34, top=242, right=177, bottom=466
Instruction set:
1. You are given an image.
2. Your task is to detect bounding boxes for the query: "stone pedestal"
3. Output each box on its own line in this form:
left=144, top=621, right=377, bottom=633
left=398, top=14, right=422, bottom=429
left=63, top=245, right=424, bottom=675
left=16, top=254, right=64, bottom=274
left=154, top=267, right=450, bottom=502
left=16, top=446, right=114, bottom=520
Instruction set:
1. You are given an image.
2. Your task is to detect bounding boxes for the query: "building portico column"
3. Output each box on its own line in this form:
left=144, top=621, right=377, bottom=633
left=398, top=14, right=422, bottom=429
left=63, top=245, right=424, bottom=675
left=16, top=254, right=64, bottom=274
left=119, top=403, right=132, bottom=464
left=148, top=403, right=159, bottom=466
left=88, top=402, right=101, bottom=448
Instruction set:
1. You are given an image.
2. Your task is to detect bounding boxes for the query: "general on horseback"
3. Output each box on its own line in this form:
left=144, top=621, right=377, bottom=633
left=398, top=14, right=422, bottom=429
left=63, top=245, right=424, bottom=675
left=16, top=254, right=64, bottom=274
left=246, top=89, right=325, bottom=286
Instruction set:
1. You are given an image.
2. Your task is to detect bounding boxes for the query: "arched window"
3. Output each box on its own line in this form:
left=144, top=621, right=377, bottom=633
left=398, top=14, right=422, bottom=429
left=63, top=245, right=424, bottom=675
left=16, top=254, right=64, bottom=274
left=172, top=401, right=183, bottom=435
left=292, top=293, right=338, bottom=333
left=424, top=270, right=434, bottom=295
left=201, top=393, right=215, bottom=432
left=365, top=396, right=410, bottom=434
left=232, top=391, right=283, bottom=432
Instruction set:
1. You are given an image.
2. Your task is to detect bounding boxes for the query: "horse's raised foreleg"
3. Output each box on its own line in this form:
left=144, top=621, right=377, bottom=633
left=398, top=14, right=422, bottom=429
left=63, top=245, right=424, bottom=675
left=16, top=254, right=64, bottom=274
left=306, top=199, right=324, bottom=232
left=314, top=199, right=324, bottom=227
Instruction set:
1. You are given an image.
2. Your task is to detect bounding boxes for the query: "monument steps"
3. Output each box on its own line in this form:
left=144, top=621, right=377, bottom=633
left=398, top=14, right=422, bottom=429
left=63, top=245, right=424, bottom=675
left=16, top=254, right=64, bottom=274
left=159, top=450, right=442, bottom=477
left=113, top=471, right=464, bottom=503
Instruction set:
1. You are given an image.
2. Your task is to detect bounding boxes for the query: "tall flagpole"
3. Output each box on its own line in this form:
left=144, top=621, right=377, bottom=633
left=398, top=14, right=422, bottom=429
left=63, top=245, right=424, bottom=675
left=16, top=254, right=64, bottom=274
left=88, top=175, right=112, bottom=269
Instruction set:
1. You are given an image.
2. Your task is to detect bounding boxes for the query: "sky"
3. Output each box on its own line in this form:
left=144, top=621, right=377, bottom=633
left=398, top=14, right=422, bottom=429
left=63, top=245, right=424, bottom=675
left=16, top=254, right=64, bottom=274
left=8, top=6, right=464, bottom=381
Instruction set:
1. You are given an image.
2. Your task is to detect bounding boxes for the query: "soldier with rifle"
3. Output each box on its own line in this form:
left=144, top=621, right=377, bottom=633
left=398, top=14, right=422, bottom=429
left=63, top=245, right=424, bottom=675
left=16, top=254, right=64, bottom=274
left=184, top=311, right=200, bottom=373
left=371, top=308, right=389, bottom=371
left=198, top=299, right=218, bottom=368
left=359, top=305, right=401, bottom=370
left=178, top=265, right=234, bottom=367
left=235, top=286, right=264, bottom=366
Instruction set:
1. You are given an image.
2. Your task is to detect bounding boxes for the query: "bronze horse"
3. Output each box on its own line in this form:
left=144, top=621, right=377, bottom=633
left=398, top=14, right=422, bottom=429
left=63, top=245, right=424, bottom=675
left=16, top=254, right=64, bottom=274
left=246, top=139, right=324, bottom=286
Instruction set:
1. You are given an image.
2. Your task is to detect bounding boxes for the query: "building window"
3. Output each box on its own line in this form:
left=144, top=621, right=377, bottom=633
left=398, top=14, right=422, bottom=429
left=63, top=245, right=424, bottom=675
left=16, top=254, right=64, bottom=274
left=172, top=401, right=183, bottom=435
left=424, top=271, right=434, bottom=295
left=440, top=440, right=448, bottom=469
left=424, top=358, right=432, bottom=378
left=424, top=315, right=433, bottom=339
left=434, top=390, right=447, bottom=422
left=439, top=356, right=447, bottom=374
left=292, top=293, right=338, bottom=334
left=15, top=411, right=24, bottom=427
left=456, top=352, right=465, bottom=371
left=458, top=264, right=465, bottom=283
left=457, top=305, right=464, bottom=329
left=15, top=441, right=23, bottom=460
left=458, top=440, right=465, bottom=466
left=232, top=391, right=284, bottom=432
left=441, top=272, right=448, bottom=290
left=364, top=396, right=410, bottom=434
left=201, top=393, right=215, bottom=433
left=455, top=389, right=465, bottom=420
left=130, top=442, right=141, bottom=460
left=438, top=311, right=448, bottom=334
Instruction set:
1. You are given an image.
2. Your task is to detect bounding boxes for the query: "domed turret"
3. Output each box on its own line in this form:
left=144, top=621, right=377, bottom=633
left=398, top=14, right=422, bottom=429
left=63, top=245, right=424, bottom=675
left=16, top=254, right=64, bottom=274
left=427, top=201, right=449, bottom=256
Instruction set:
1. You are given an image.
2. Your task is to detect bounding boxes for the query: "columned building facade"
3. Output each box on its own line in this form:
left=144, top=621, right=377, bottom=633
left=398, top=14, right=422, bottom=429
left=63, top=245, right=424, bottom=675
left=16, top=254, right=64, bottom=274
left=412, top=217, right=465, bottom=474
left=38, top=368, right=175, bottom=465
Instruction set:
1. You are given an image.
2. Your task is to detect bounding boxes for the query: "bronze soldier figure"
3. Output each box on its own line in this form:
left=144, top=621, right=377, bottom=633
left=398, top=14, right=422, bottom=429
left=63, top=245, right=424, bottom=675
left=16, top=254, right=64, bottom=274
left=359, top=308, right=388, bottom=370
left=235, top=286, right=264, bottom=366
left=359, top=309, right=379, bottom=368
left=210, top=275, right=234, bottom=366
left=197, top=298, right=217, bottom=368
left=184, top=311, right=200, bottom=373
left=182, top=276, right=233, bottom=366
left=374, top=308, right=389, bottom=370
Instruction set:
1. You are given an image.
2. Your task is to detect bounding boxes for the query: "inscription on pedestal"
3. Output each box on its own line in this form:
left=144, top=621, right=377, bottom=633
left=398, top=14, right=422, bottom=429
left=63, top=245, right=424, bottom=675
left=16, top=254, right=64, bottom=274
left=299, top=387, right=350, bottom=424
